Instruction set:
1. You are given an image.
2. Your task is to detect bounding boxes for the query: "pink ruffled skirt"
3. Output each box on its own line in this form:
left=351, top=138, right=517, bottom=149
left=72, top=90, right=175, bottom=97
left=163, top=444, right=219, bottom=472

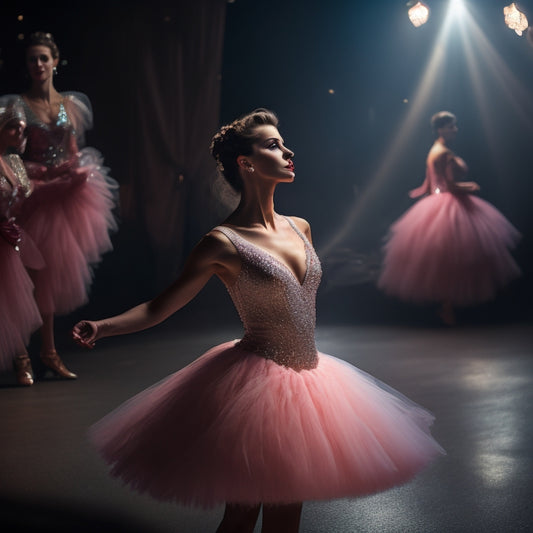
left=89, top=341, right=445, bottom=508
left=0, top=232, right=43, bottom=370
left=21, top=148, right=118, bottom=315
left=378, top=192, right=521, bottom=306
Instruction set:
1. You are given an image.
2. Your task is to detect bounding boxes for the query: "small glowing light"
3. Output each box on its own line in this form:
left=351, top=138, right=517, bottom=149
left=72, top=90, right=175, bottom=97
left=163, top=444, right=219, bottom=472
left=503, top=3, right=529, bottom=36
left=408, top=1, right=430, bottom=28
left=17, top=15, right=23, bottom=21
left=403, top=98, right=409, bottom=104
left=17, top=33, right=24, bottom=41
left=328, top=89, right=335, bottom=94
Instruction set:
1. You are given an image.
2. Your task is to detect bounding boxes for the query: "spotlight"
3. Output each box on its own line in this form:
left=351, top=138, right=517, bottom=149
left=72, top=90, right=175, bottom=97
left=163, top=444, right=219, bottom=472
left=449, top=0, right=466, bottom=16
left=503, top=3, right=528, bottom=36
left=407, top=1, right=430, bottom=28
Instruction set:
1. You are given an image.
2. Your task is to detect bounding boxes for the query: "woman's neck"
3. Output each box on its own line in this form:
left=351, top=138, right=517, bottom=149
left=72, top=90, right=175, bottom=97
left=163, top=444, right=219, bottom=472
left=230, top=183, right=279, bottom=229
left=25, top=81, right=58, bottom=102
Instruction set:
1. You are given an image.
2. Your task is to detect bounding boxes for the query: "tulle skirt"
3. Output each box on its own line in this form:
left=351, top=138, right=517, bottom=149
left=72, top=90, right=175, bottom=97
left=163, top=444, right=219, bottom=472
left=21, top=147, right=118, bottom=315
left=89, top=341, right=445, bottom=508
left=0, top=233, right=43, bottom=370
left=378, top=192, right=521, bottom=306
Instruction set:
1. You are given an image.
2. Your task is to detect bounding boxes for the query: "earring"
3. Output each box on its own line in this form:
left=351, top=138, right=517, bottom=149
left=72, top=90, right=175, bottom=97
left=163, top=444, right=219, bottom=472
left=248, top=166, right=254, bottom=173
left=53, top=67, right=58, bottom=75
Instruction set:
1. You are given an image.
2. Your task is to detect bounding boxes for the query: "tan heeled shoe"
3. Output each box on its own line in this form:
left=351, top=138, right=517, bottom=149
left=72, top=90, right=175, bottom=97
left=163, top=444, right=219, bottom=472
left=13, top=354, right=34, bottom=386
left=40, top=350, right=78, bottom=379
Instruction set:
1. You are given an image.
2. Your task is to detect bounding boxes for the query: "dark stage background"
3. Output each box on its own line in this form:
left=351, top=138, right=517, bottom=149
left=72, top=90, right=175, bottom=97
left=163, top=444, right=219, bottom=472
left=1, top=0, right=531, bottom=334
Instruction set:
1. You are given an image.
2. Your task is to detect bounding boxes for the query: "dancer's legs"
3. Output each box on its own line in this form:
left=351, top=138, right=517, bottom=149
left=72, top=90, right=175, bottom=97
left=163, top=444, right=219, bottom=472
left=262, top=502, right=302, bottom=533
left=40, top=312, right=56, bottom=353
left=39, top=312, right=77, bottom=379
left=216, top=503, right=261, bottom=533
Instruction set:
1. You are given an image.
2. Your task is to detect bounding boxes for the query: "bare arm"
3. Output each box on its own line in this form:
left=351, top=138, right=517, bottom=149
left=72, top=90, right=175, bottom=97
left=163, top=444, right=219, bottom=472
left=72, top=231, right=239, bottom=348
left=444, top=152, right=480, bottom=193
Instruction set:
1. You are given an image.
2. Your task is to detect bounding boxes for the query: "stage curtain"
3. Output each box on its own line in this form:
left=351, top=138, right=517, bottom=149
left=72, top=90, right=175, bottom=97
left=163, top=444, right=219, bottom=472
left=89, top=1, right=227, bottom=289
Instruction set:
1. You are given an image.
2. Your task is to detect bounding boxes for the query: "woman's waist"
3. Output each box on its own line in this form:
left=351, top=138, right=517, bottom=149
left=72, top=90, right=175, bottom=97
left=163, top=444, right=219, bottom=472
left=237, top=332, right=318, bottom=371
left=24, top=147, right=77, bottom=169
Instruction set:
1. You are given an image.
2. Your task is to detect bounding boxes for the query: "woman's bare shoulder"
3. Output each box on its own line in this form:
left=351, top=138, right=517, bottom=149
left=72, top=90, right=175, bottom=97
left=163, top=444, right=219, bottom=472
left=198, top=227, right=239, bottom=255
left=429, top=143, right=453, bottom=160
left=286, top=215, right=312, bottom=240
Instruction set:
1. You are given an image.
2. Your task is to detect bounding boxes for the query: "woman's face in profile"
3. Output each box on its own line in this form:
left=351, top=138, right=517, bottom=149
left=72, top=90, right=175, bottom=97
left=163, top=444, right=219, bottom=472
left=246, top=125, right=295, bottom=182
left=439, top=120, right=458, bottom=142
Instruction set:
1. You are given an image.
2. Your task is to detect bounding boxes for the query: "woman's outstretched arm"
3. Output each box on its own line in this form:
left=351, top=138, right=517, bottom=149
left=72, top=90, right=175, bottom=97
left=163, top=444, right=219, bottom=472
left=72, top=231, right=239, bottom=348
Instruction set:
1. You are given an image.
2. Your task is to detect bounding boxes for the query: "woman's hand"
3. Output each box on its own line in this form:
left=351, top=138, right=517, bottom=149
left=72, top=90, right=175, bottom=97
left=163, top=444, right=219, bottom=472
left=72, top=320, right=99, bottom=349
left=47, top=158, right=77, bottom=178
left=409, top=183, right=428, bottom=198
left=24, top=161, right=49, bottom=180
left=455, top=181, right=480, bottom=193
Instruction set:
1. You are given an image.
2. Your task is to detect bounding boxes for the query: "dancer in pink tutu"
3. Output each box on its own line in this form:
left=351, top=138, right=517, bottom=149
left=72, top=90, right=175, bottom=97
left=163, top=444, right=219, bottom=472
left=72, top=108, right=444, bottom=532
left=378, top=111, right=521, bottom=325
left=0, top=98, right=44, bottom=385
left=14, top=32, right=118, bottom=379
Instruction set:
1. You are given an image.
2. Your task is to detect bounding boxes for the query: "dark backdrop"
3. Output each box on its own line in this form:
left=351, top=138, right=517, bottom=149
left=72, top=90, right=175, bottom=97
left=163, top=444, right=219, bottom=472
left=1, top=0, right=531, bottom=330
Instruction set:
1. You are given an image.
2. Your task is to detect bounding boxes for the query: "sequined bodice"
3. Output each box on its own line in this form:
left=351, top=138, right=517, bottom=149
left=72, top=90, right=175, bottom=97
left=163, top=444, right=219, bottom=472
left=215, top=218, right=322, bottom=371
left=0, top=154, right=31, bottom=220
left=20, top=98, right=76, bottom=167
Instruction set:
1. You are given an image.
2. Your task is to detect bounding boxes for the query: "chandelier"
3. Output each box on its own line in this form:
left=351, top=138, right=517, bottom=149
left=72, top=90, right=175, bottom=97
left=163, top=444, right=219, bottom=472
left=503, top=3, right=529, bottom=36
left=407, top=1, right=430, bottom=28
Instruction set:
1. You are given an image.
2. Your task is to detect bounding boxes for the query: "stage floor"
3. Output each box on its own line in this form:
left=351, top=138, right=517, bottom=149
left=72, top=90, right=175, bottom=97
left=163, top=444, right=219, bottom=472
left=1, top=317, right=532, bottom=532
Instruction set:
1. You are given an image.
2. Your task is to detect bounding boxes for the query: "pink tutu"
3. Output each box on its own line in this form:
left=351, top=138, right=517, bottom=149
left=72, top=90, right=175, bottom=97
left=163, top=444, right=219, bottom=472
left=0, top=234, right=43, bottom=370
left=20, top=148, right=118, bottom=315
left=378, top=192, right=521, bottom=306
left=90, top=341, right=444, bottom=508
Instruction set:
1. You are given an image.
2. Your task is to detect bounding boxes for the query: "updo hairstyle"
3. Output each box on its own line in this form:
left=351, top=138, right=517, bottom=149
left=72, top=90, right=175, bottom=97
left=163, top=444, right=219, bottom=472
left=26, top=31, right=60, bottom=60
left=210, top=108, right=279, bottom=192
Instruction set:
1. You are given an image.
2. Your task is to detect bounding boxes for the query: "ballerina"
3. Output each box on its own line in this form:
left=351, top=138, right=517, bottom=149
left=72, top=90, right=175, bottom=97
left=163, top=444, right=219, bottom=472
left=73, top=108, right=444, bottom=532
left=13, top=31, right=118, bottom=378
left=378, top=111, right=521, bottom=325
left=0, top=98, right=44, bottom=385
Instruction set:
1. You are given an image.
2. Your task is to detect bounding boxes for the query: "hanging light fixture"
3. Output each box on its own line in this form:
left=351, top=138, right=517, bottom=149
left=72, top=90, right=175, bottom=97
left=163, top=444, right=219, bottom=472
left=407, top=1, right=430, bottom=28
left=503, top=3, right=529, bottom=36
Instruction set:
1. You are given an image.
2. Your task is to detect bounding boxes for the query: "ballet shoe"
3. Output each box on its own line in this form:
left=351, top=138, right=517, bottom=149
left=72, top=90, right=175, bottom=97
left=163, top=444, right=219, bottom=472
left=13, top=354, right=34, bottom=386
left=40, top=350, right=78, bottom=379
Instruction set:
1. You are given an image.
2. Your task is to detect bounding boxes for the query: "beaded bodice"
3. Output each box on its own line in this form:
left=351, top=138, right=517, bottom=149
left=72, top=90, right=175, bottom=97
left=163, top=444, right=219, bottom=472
left=19, top=96, right=78, bottom=168
left=0, top=154, right=31, bottom=220
left=215, top=218, right=322, bottom=371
